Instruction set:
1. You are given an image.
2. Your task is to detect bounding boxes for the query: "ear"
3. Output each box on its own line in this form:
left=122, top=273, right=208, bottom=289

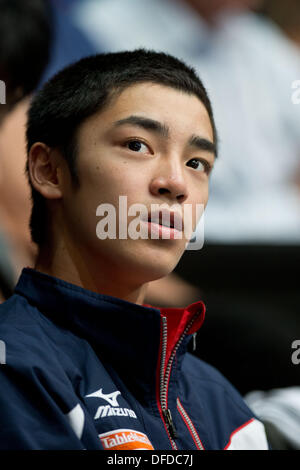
left=28, top=142, right=63, bottom=200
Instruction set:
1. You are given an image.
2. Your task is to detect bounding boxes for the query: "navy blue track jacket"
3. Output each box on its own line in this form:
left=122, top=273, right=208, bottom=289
left=0, top=268, right=268, bottom=450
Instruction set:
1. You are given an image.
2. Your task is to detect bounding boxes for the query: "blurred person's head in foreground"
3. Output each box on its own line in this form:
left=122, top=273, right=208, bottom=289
left=26, top=49, right=217, bottom=302
left=0, top=0, right=52, bottom=125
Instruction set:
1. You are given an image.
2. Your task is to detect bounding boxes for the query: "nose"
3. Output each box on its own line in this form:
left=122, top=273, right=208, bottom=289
left=149, top=159, right=188, bottom=203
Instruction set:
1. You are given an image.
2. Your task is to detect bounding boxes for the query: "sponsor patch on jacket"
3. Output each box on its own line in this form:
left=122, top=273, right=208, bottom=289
left=85, top=387, right=137, bottom=420
left=94, top=405, right=136, bottom=419
left=99, top=428, right=154, bottom=450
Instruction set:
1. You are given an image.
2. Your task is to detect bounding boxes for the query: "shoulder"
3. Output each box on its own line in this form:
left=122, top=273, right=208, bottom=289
left=0, top=296, right=87, bottom=449
left=182, top=353, right=252, bottom=414
left=0, top=293, right=59, bottom=345
left=0, top=294, right=90, bottom=374
left=180, top=353, right=270, bottom=449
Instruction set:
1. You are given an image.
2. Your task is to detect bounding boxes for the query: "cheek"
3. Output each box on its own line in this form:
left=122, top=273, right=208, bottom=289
left=189, top=184, right=209, bottom=228
left=85, top=159, right=140, bottom=196
left=192, top=181, right=209, bottom=207
left=70, top=164, right=145, bottom=234
left=203, top=185, right=210, bottom=207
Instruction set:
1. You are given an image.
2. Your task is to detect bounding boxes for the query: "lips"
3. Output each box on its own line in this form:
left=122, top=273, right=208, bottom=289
left=142, top=208, right=183, bottom=232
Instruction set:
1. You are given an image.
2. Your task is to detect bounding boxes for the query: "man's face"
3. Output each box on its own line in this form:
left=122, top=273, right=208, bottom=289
left=60, top=83, right=215, bottom=285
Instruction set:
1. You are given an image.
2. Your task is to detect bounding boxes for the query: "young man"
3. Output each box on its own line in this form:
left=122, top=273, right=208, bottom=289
left=0, top=50, right=268, bottom=450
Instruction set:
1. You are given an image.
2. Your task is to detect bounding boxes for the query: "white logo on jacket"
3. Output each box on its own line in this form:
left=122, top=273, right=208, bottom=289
left=86, top=388, right=121, bottom=406
left=85, top=387, right=137, bottom=420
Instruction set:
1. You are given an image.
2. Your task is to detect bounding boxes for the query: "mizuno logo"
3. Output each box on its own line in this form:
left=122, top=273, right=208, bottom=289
left=86, top=388, right=121, bottom=406
left=94, top=406, right=136, bottom=420
left=85, top=387, right=137, bottom=420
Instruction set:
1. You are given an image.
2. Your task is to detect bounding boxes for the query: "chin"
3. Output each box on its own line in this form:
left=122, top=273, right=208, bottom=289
left=130, top=254, right=180, bottom=284
left=95, top=241, right=184, bottom=284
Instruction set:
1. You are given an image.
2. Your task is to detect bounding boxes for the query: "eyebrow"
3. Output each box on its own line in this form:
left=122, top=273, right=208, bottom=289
left=188, top=135, right=217, bottom=156
left=113, top=115, right=216, bottom=156
left=113, top=115, right=169, bottom=137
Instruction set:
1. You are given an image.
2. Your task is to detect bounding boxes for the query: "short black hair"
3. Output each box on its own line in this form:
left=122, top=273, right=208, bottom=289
left=26, top=49, right=218, bottom=246
left=0, top=0, right=52, bottom=104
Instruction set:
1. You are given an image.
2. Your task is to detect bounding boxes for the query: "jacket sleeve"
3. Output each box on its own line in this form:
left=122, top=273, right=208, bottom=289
left=0, top=363, right=95, bottom=450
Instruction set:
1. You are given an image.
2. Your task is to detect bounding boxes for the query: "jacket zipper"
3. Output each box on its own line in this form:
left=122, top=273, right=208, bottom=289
left=159, top=316, right=178, bottom=449
left=159, top=312, right=201, bottom=450
left=177, top=398, right=204, bottom=450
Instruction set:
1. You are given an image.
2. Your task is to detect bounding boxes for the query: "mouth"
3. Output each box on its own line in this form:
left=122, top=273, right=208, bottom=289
left=140, top=208, right=184, bottom=239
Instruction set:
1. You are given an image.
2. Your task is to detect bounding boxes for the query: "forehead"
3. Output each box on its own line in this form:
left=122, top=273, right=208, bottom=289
left=79, top=82, right=214, bottom=142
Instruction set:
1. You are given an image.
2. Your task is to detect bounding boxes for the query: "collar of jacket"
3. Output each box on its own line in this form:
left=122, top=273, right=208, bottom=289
left=15, top=268, right=205, bottom=399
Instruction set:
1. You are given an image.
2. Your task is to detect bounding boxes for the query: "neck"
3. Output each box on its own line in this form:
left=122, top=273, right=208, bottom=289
left=34, top=240, right=148, bottom=306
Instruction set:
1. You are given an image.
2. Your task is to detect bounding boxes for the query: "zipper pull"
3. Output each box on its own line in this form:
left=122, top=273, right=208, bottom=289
left=193, top=332, right=197, bottom=351
left=163, top=408, right=178, bottom=440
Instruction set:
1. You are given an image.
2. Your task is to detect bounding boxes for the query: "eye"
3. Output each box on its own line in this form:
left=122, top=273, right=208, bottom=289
left=126, top=139, right=150, bottom=154
left=187, top=158, right=211, bottom=174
